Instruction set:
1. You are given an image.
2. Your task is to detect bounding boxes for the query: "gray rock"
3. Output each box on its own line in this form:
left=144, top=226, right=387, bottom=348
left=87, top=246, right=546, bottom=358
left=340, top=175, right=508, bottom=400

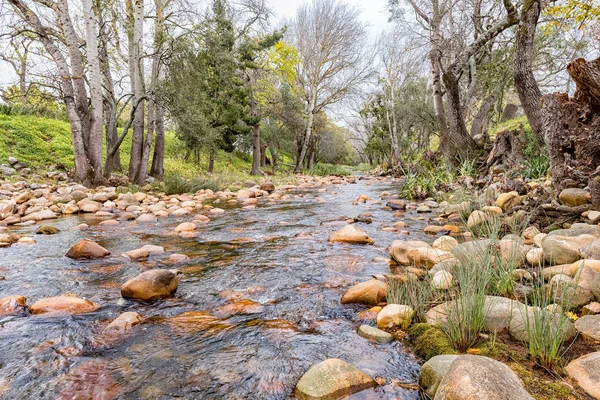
left=0, top=165, right=16, bottom=176
left=419, top=355, right=460, bottom=398
left=566, top=351, right=600, bottom=399
left=574, top=314, right=600, bottom=342
left=434, top=355, right=533, bottom=400
left=357, top=325, right=394, bottom=343
left=509, top=305, right=576, bottom=343
left=7, top=157, right=17, bottom=165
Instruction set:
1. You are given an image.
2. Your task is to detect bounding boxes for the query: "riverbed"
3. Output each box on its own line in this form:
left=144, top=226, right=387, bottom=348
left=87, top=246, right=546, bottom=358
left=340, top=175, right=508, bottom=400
left=0, top=177, right=429, bottom=399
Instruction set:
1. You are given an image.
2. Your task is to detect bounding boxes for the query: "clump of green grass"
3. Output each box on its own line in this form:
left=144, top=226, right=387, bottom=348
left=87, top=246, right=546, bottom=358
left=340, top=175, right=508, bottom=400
left=387, top=275, right=436, bottom=322
left=161, top=175, right=220, bottom=195
left=521, top=268, right=577, bottom=372
left=399, top=159, right=455, bottom=199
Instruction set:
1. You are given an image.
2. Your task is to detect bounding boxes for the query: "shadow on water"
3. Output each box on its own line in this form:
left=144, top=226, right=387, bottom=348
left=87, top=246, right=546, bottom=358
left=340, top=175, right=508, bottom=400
left=0, top=177, right=431, bottom=399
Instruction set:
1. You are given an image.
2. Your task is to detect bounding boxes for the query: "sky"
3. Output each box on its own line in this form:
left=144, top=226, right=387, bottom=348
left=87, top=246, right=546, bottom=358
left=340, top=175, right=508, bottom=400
left=0, top=0, right=392, bottom=87
left=269, top=0, right=391, bottom=34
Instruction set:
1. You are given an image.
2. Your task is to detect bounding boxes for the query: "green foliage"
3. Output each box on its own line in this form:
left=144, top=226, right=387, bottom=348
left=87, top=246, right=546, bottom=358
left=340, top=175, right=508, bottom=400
left=399, top=159, right=455, bottom=200
left=160, top=175, right=220, bottom=195
left=0, top=102, right=67, bottom=121
left=0, top=114, right=74, bottom=168
left=306, top=163, right=351, bottom=177
left=387, top=275, right=436, bottom=322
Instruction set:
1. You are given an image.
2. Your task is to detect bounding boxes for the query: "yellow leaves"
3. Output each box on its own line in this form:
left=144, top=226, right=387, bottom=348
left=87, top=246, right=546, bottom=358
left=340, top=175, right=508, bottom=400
left=566, top=311, right=579, bottom=321
left=543, top=0, right=600, bottom=34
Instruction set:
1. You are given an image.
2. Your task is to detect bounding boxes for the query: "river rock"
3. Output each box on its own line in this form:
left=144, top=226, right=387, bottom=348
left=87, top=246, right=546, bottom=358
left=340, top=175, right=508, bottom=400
left=574, top=314, right=600, bottom=341
left=389, top=240, right=429, bottom=265
left=432, top=236, right=458, bottom=252
left=589, top=211, right=600, bottom=224
left=526, top=248, right=543, bottom=265
left=175, top=222, right=196, bottom=232
left=21, top=209, right=57, bottom=222
left=65, top=239, right=110, bottom=259
left=407, top=247, right=453, bottom=269
left=434, top=355, right=533, bottom=400
left=356, top=325, right=393, bottom=343
left=419, top=355, right=460, bottom=399
left=140, top=244, right=165, bottom=255
left=386, top=200, right=406, bottom=210
left=542, top=229, right=598, bottom=265
left=416, top=205, right=431, bottom=213
left=123, top=248, right=150, bottom=260
left=566, top=351, right=600, bottom=399
left=432, top=270, right=453, bottom=290
left=376, top=304, right=413, bottom=330
left=559, top=188, right=590, bottom=207
left=509, top=305, right=576, bottom=343
left=579, top=239, right=600, bottom=259
left=103, top=312, right=143, bottom=334
left=137, top=213, right=158, bottom=223
left=341, top=280, right=388, bottom=306
left=328, top=225, right=373, bottom=245
left=260, top=182, right=275, bottom=192
left=29, top=295, right=98, bottom=316
left=0, top=295, right=27, bottom=316
left=35, top=225, right=60, bottom=235
left=121, top=269, right=180, bottom=302
left=496, top=191, right=521, bottom=211
left=294, top=358, right=377, bottom=400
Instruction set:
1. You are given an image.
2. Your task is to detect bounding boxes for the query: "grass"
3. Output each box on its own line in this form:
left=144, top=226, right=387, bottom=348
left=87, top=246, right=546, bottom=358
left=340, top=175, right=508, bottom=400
left=387, top=275, right=436, bottom=322
left=305, top=163, right=352, bottom=177
left=0, top=113, right=301, bottom=190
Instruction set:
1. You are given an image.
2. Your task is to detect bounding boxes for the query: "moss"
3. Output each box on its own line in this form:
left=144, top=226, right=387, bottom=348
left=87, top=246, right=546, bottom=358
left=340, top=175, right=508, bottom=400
left=475, top=339, right=508, bottom=360
left=408, top=322, right=434, bottom=338
left=413, top=326, right=457, bottom=361
left=509, top=362, right=578, bottom=400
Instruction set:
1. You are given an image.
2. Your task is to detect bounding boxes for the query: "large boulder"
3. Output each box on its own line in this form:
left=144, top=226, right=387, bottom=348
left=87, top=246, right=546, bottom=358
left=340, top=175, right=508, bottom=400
left=328, top=225, right=373, bottom=244
left=121, top=269, right=180, bottom=302
left=541, top=228, right=600, bottom=265
left=434, top=355, right=533, bottom=400
left=66, top=239, right=110, bottom=259
left=407, top=247, right=453, bottom=269
left=559, top=188, right=590, bottom=207
left=294, top=358, right=377, bottom=400
left=419, top=355, right=460, bottom=399
left=340, top=280, right=388, bottom=306
left=566, top=351, right=600, bottom=399
left=376, top=304, right=413, bottom=330
left=30, top=295, right=98, bottom=316
left=579, top=239, right=600, bottom=259
left=574, top=314, right=600, bottom=342
left=389, top=240, right=429, bottom=265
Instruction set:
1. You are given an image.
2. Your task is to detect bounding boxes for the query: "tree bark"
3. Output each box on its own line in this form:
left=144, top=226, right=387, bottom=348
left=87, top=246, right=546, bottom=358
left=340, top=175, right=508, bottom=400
left=295, top=88, right=317, bottom=173
left=208, top=150, right=215, bottom=173
left=150, top=104, right=165, bottom=178
left=249, top=87, right=263, bottom=175
left=82, top=0, right=105, bottom=184
left=514, top=0, right=545, bottom=145
left=470, top=96, right=495, bottom=140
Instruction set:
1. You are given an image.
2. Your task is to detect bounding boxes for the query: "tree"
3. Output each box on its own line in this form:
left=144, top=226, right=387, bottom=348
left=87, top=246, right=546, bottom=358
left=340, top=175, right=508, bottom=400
left=8, top=0, right=105, bottom=185
left=289, top=0, right=373, bottom=173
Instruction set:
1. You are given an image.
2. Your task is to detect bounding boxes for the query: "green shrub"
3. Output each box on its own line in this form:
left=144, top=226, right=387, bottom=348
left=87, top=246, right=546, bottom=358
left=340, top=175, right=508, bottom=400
left=161, top=175, right=219, bottom=195
left=307, top=163, right=351, bottom=176
left=399, top=159, right=455, bottom=199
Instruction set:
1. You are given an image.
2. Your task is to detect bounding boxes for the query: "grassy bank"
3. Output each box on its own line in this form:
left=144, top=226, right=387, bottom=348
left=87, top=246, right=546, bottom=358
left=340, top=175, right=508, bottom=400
left=0, top=113, right=367, bottom=191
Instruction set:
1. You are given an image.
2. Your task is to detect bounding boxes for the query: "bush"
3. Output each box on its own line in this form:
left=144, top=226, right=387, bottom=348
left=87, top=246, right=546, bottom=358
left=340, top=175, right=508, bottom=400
left=161, top=175, right=219, bottom=195
left=306, top=163, right=351, bottom=176
left=399, top=159, right=455, bottom=200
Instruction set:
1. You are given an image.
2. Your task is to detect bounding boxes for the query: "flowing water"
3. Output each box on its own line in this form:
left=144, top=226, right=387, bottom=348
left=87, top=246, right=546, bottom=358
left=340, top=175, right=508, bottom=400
left=0, top=176, right=432, bottom=399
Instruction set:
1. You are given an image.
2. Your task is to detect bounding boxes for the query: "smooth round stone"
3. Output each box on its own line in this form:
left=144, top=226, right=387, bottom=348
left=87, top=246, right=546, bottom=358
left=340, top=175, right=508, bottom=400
left=357, top=325, right=394, bottom=343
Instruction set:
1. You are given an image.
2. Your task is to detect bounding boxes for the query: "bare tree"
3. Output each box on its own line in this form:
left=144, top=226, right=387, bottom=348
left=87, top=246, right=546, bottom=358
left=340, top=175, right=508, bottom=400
left=289, top=0, right=373, bottom=173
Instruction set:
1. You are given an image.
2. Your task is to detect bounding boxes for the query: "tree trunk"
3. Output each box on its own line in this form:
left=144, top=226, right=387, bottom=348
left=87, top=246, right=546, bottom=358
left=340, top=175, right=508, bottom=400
left=260, top=143, right=268, bottom=168
left=514, top=0, right=545, bottom=145
left=470, top=96, right=495, bottom=141
left=98, top=9, right=122, bottom=175
left=295, top=89, right=317, bottom=173
left=542, top=57, right=600, bottom=195
left=250, top=122, right=262, bottom=175
left=430, top=50, right=450, bottom=157
left=307, top=133, right=317, bottom=170
left=208, top=150, right=215, bottom=173
left=150, top=104, right=165, bottom=178
left=82, top=0, right=105, bottom=184
left=442, top=69, right=481, bottom=161
left=127, top=0, right=146, bottom=183
left=269, top=145, right=278, bottom=172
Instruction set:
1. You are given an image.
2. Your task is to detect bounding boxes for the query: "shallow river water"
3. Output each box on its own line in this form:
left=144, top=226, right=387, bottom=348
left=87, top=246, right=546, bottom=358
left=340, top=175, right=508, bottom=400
left=0, top=176, right=432, bottom=399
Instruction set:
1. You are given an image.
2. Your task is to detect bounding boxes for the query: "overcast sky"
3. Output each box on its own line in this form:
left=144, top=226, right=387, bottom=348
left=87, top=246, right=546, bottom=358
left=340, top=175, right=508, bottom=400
left=0, top=0, right=392, bottom=87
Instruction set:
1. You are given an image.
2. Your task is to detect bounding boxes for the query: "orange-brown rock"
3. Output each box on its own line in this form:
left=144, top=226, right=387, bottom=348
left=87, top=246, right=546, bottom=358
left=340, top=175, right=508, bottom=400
left=120, top=269, right=180, bottom=302
left=103, top=312, right=143, bottom=334
left=30, top=295, right=98, bottom=316
left=65, top=239, right=110, bottom=259
left=0, top=295, right=27, bottom=316
left=341, top=280, right=388, bottom=306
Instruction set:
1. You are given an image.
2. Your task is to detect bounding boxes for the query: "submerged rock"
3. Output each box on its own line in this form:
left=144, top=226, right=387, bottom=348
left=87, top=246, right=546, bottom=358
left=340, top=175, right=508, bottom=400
left=121, top=269, right=180, bottom=302
left=294, top=358, right=377, bottom=400
left=103, top=312, right=143, bottom=334
left=66, top=239, right=110, bottom=260
left=30, top=295, right=98, bottom=316
left=0, top=295, right=28, bottom=316
left=35, top=225, right=60, bottom=235
left=328, top=225, right=373, bottom=245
